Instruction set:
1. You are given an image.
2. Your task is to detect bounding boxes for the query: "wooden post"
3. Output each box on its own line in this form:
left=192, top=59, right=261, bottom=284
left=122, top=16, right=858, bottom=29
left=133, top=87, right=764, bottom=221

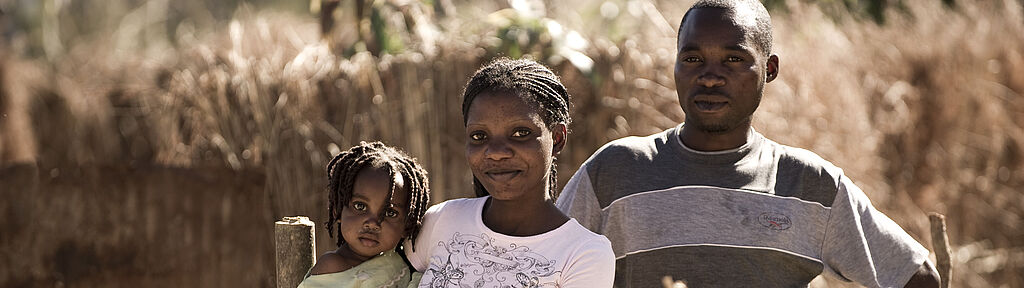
left=928, top=213, right=952, bottom=288
left=661, top=276, right=688, bottom=288
left=276, top=216, right=315, bottom=288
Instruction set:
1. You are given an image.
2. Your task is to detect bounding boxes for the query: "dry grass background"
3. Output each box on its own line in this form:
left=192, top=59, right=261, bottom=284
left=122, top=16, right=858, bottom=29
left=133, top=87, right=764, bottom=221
left=1, top=0, right=1022, bottom=287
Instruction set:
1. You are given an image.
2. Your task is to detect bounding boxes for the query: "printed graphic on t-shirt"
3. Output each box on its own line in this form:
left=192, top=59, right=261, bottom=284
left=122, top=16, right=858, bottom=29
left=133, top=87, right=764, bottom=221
left=421, top=232, right=562, bottom=288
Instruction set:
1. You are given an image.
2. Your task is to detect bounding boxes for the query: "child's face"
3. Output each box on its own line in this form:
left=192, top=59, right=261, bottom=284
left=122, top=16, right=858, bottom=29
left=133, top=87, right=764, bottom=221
left=465, top=91, right=564, bottom=202
left=338, top=166, right=409, bottom=261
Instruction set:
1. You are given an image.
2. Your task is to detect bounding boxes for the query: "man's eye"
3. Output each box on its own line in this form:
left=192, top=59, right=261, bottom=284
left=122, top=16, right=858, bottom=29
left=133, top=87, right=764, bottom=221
left=727, top=56, right=744, bottom=62
left=384, top=209, right=400, bottom=218
left=683, top=56, right=701, bottom=63
left=352, top=202, right=367, bottom=211
left=470, top=132, right=486, bottom=141
left=511, top=129, right=531, bottom=137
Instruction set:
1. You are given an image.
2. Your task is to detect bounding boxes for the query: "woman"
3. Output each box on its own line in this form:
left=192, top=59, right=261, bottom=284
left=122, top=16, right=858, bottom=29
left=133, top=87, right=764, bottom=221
left=404, top=58, right=615, bottom=288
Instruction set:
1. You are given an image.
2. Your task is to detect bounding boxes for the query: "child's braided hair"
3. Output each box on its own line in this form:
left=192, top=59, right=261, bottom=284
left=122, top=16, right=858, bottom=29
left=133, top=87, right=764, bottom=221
left=460, top=58, right=572, bottom=200
left=325, top=141, right=430, bottom=251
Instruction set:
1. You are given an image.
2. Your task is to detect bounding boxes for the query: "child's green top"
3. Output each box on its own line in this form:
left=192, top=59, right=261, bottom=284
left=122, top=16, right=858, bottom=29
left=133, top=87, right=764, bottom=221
left=297, top=250, right=410, bottom=288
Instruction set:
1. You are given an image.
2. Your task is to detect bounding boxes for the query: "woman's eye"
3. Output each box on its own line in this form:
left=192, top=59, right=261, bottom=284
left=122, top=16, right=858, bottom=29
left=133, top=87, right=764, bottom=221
left=352, top=202, right=367, bottom=211
left=384, top=209, right=400, bottom=218
left=469, top=132, right=487, bottom=141
left=511, top=129, right=531, bottom=137
left=727, top=56, right=744, bottom=62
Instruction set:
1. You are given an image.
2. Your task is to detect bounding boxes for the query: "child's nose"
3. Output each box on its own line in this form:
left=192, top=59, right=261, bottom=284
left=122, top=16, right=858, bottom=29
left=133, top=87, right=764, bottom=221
left=362, top=215, right=382, bottom=231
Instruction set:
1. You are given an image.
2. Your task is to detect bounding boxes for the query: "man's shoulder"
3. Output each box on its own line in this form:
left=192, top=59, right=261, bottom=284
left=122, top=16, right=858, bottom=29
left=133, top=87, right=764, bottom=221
left=766, top=139, right=846, bottom=205
left=587, top=129, right=673, bottom=165
left=770, top=141, right=843, bottom=177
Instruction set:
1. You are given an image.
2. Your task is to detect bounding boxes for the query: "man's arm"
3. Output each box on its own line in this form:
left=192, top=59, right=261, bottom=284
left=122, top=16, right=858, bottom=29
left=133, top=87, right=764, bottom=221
left=903, top=261, right=939, bottom=288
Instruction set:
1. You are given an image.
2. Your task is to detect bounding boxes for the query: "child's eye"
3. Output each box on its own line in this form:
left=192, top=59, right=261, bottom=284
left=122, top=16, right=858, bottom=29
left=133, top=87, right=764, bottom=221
left=469, top=131, right=487, bottom=141
left=352, top=202, right=367, bottom=211
left=384, top=209, right=400, bottom=218
left=511, top=129, right=531, bottom=137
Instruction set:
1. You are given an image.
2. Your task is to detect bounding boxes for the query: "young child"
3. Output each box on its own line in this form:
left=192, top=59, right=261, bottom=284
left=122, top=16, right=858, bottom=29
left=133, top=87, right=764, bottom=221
left=404, top=58, right=615, bottom=287
left=299, top=141, right=431, bottom=288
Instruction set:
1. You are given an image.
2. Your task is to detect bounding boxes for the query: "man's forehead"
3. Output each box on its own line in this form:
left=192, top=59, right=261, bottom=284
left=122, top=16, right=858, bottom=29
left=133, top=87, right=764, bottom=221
left=684, top=7, right=759, bottom=30
left=726, top=5, right=759, bottom=28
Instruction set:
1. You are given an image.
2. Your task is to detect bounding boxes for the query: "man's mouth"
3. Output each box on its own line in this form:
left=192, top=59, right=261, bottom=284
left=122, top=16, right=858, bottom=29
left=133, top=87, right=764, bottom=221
left=691, top=93, right=729, bottom=112
left=694, top=100, right=728, bottom=112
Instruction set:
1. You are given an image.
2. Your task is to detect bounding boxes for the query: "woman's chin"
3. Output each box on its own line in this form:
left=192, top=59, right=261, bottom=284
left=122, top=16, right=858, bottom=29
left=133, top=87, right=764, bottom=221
left=484, top=187, right=523, bottom=200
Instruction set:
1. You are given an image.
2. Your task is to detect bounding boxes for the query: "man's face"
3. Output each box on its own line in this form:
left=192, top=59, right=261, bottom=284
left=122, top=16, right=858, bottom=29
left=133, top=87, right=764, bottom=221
left=674, top=8, right=776, bottom=134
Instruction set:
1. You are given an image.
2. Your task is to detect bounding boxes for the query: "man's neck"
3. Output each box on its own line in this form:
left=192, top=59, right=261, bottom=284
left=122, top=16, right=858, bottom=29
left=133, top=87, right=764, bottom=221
left=679, top=124, right=751, bottom=152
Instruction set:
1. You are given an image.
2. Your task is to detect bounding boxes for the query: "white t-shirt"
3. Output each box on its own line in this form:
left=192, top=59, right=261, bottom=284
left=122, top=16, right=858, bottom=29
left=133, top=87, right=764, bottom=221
left=405, top=197, right=615, bottom=288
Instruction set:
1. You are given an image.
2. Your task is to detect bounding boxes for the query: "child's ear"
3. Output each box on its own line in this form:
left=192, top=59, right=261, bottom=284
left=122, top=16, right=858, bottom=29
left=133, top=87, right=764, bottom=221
left=551, top=123, right=567, bottom=156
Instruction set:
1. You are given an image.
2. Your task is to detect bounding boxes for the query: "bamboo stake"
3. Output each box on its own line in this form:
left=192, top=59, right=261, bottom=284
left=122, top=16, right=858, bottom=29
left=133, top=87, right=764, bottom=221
left=929, top=212, right=952, bottom=288
left=276, top=216, right=315, bottom=288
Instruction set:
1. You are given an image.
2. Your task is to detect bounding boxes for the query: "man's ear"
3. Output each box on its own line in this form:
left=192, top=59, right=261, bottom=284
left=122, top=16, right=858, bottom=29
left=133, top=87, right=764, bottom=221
left=766, top=54, right=779, bottom=83
left=551, top=123, right=567, bottom=156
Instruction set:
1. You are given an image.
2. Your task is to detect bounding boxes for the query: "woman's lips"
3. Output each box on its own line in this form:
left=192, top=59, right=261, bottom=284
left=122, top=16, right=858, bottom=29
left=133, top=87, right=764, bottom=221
left=485, top=170, right=521, bottom=182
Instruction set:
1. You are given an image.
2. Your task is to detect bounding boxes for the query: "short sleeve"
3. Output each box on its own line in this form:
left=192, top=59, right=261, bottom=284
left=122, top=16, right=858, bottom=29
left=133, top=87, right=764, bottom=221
left=822, top=176, right=930, bottom=288
left=556, top=164, right=604, bottom=234
left=404, top=201, right=446, bottom=272
left=558, top=236, right=616, bottom=288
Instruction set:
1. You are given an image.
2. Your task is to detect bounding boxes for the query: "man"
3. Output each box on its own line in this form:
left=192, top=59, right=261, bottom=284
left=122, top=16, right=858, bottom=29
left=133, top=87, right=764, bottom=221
left=555, top=0, right=940, bottom=287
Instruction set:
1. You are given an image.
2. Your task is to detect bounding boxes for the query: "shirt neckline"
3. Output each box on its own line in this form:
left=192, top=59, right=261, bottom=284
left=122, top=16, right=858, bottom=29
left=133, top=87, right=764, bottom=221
left=472, top=196, right=579, bottom=241
left=668, top=123, right=762, bottom=165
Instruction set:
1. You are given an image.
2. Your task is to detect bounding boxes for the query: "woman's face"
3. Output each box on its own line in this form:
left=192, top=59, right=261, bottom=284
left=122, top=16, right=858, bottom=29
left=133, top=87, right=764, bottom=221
left=465, top=91, right=564, bottom=202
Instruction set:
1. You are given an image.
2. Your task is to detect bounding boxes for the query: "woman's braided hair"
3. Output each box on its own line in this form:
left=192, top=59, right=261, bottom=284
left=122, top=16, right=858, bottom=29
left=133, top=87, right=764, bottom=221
left=325, top=141, right=430, bottom=251
left=461, top=58, right=572, bottom=200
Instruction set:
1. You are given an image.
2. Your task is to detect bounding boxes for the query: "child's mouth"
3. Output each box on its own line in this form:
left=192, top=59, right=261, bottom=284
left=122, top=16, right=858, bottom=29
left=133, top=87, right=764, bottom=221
left=358, top=237, right=379, bottom=247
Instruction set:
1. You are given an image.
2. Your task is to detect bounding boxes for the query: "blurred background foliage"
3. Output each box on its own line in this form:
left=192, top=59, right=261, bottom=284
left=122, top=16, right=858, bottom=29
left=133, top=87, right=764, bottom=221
left=1, top=0, right=1023, bottom=287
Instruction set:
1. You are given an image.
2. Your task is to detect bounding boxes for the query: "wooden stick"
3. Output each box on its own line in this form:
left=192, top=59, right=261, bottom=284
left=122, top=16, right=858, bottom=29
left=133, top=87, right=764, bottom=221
left=929, top=213, right=952, bottom=288
left=276, top=216, right=315, bottom=288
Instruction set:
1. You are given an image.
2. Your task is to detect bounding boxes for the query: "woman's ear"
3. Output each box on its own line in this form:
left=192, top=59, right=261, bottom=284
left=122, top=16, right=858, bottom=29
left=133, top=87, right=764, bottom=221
left=551, top=123, right=567, bottom=156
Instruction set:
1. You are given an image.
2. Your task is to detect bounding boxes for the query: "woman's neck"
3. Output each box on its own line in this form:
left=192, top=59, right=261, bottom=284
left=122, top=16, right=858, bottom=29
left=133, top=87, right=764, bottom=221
left=482, top=196, right=569, bottom=237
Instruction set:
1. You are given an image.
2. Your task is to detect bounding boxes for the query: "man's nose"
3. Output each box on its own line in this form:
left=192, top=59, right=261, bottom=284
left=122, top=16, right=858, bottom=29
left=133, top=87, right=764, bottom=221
left=696, top=67, right=726, bottom=87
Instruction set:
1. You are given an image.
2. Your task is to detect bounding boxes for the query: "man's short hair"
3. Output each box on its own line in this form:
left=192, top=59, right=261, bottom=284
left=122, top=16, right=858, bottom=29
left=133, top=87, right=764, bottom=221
left=679, top=0, right=773, bottom=57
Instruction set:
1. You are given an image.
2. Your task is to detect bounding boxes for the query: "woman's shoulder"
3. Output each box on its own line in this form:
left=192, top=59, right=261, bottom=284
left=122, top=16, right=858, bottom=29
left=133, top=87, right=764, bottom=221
left=559, top=219, right=614, bottom=249
left=427, top=197, right=485, bottom=215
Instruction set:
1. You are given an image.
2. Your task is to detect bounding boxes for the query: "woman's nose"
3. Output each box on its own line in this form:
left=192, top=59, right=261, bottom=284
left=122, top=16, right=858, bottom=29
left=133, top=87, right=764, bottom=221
left=484, top=139, right=513, bottom=160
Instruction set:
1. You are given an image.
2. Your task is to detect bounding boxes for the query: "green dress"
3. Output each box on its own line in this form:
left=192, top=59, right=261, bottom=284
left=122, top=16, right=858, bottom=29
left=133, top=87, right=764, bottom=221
left=297, top=250, right=411, bottom=288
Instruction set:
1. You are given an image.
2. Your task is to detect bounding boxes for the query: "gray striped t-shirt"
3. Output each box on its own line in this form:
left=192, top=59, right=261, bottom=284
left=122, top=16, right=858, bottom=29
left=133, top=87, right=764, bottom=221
left=556, top=124, right=930, bottom=288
